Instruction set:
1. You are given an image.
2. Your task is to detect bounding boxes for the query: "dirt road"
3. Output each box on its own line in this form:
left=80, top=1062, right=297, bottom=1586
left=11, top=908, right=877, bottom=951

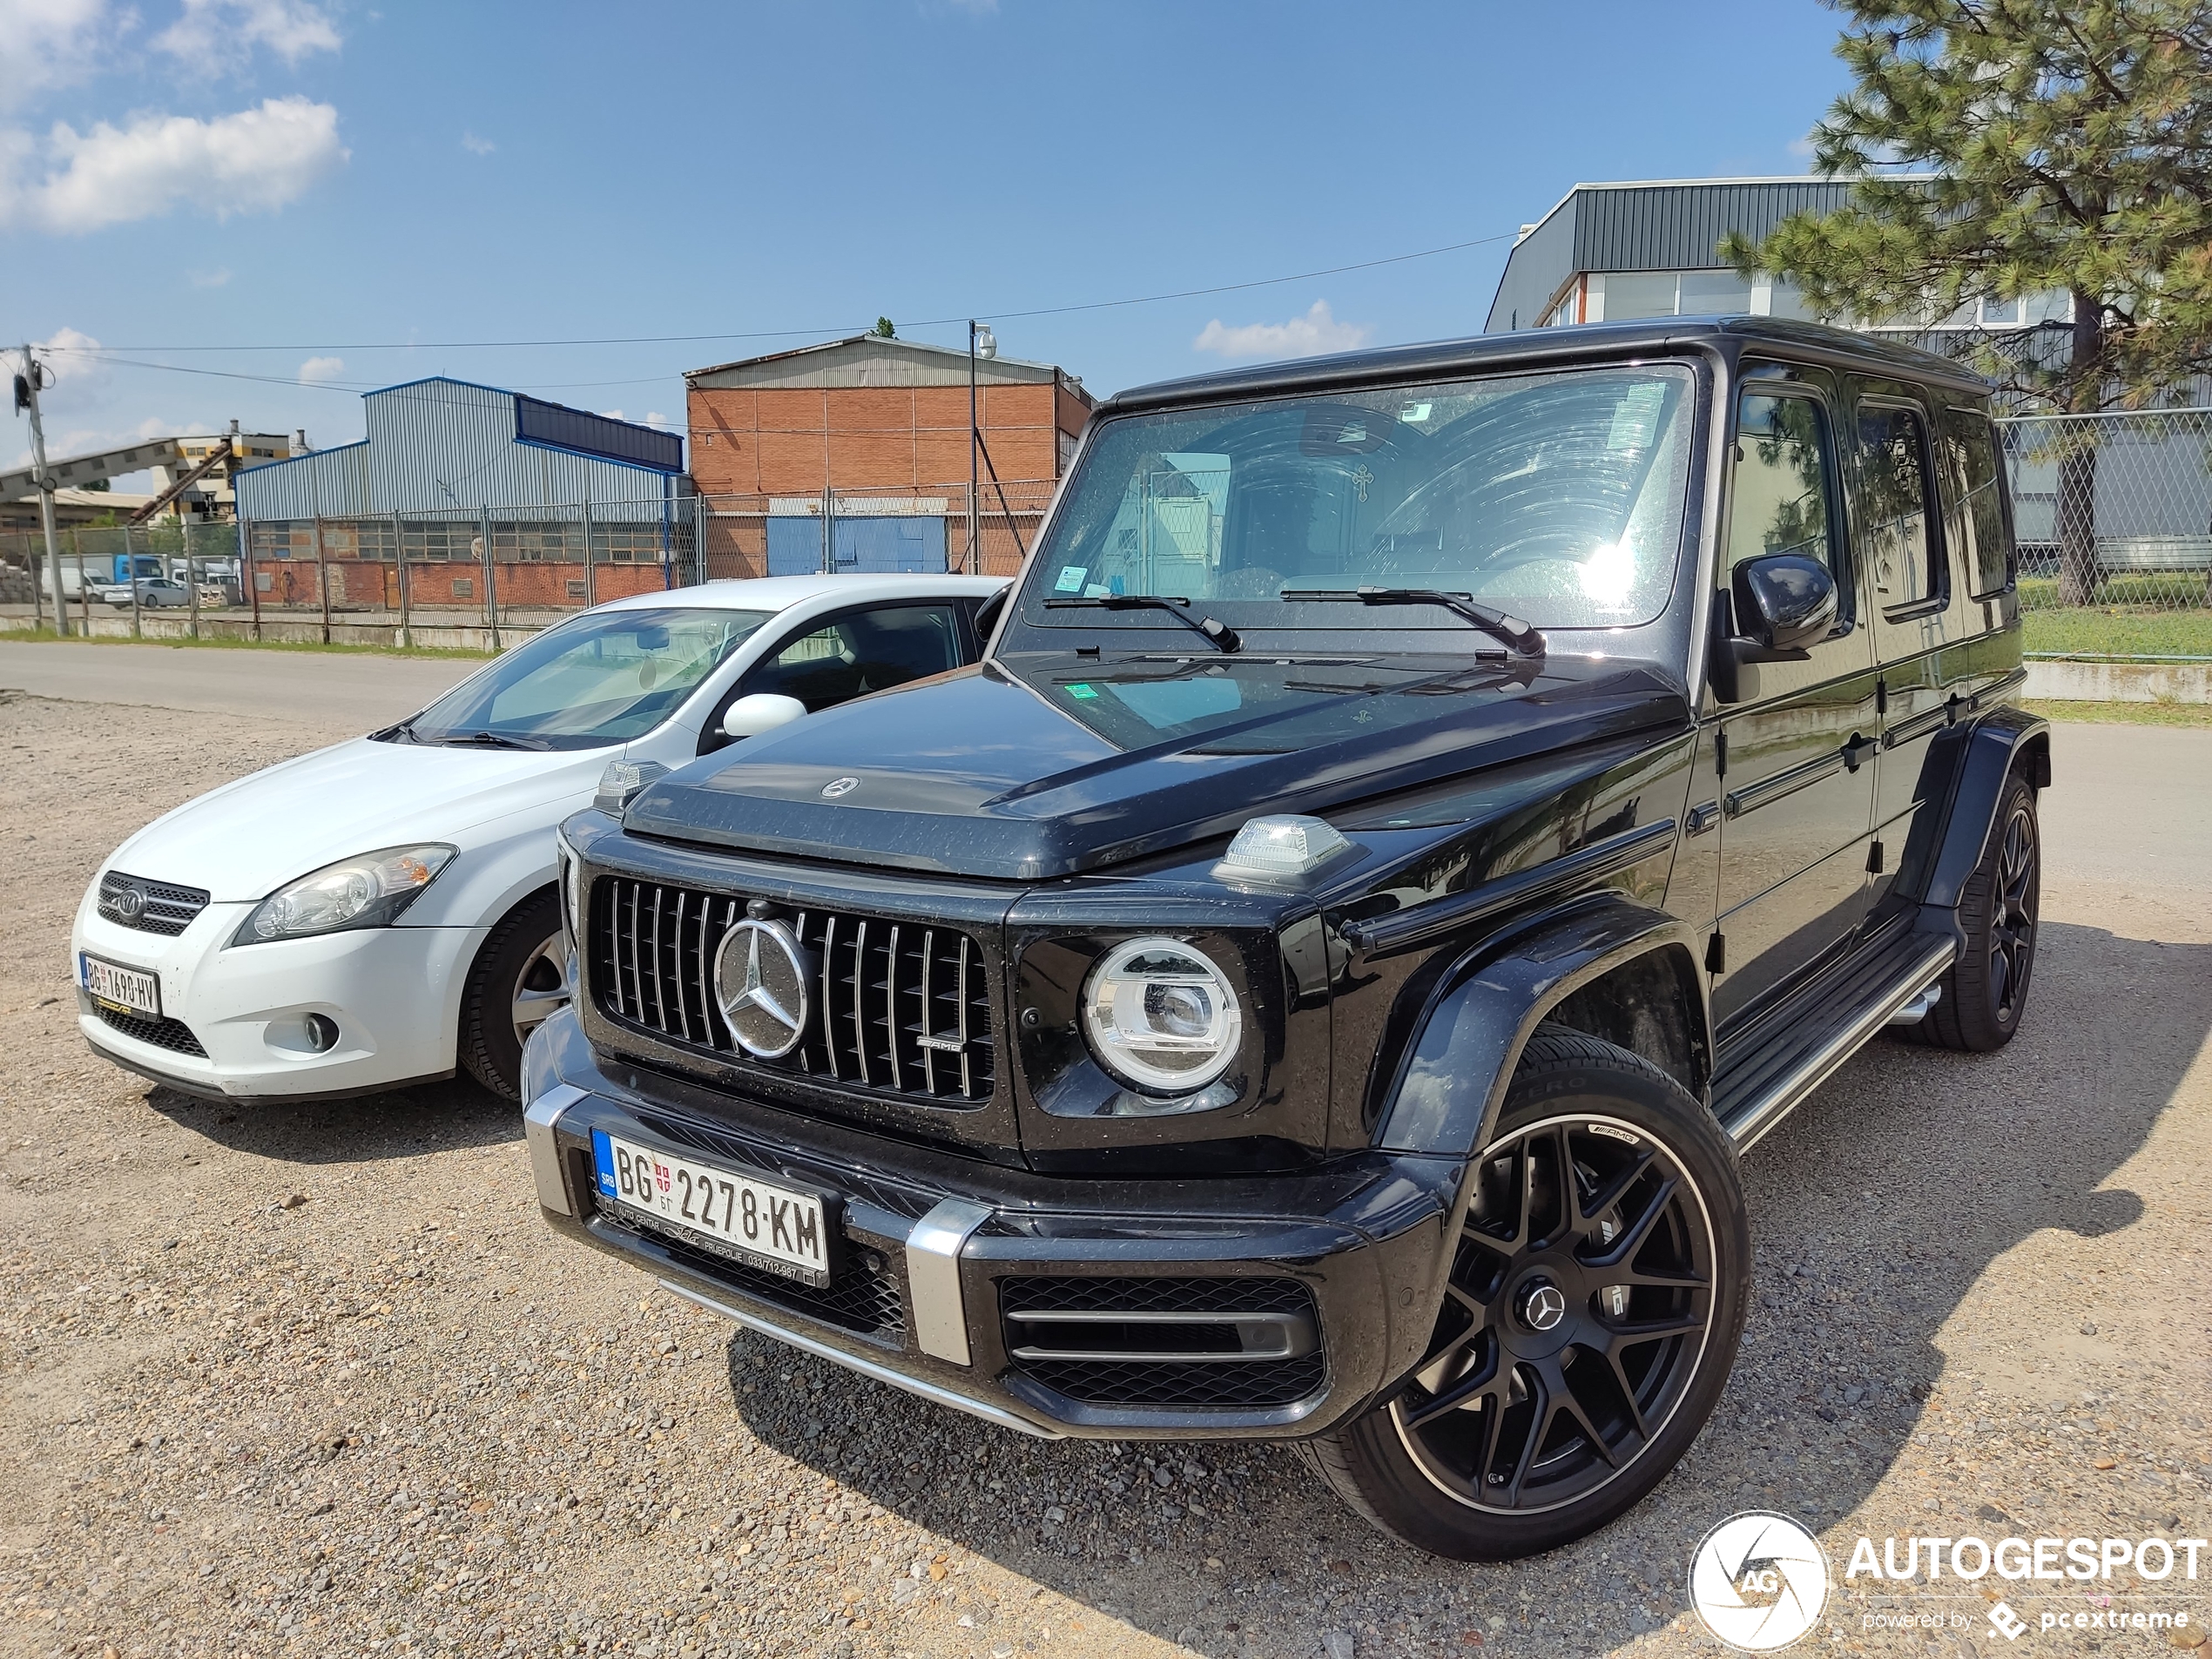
left=2, top=691, right=2205, bottom=1659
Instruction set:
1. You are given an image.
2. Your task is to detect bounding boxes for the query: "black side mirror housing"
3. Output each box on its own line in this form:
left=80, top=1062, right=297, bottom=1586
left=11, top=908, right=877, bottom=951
left=1710, top=554, right=1840, bottom=703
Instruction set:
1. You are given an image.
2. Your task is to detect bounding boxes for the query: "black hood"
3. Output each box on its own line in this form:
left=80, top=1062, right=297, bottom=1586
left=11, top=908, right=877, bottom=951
left=624, top=651, right=1690, bottom=880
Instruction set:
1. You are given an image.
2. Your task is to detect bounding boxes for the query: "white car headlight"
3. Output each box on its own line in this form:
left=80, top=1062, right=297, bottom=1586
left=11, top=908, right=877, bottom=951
left=230, top=844, right=455, bottom=946
left=1081, top=937, right=1243, bottom=1094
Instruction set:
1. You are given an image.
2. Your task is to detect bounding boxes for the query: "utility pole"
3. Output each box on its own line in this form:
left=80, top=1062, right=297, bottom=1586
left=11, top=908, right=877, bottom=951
left=967, top=321, right=996, bottom=576
left=15, top=347, right=67, bottom=635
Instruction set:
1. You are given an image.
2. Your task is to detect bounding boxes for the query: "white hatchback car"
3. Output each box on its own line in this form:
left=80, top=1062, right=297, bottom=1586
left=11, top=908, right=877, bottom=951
left=71, top=573, right=1007, bottom=1103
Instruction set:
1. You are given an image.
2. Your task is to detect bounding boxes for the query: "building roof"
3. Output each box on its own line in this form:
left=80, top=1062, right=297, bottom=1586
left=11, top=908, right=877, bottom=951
left=1103, top=316, right=1991, bottom=417
left=685, top=334, right=1094, bottom=404
left=1486, top=174, right=1935, bottom=334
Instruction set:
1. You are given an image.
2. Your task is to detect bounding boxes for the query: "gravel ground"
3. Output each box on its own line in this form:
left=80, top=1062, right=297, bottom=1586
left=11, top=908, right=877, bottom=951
left=1, top=686, right=2206, bottom=1659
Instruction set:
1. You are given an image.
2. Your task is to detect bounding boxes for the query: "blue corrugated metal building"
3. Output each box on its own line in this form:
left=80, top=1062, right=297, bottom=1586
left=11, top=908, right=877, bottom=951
left=234, top=377, right=685, bottom=522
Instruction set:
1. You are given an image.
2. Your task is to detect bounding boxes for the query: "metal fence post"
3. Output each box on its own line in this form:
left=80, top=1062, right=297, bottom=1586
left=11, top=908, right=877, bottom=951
left=820, top=485, right=833, bottom=576
left=482, top=504, right=500, bottom=651
left=394, top=510, right=412, bottom=649
left=126, top=523, right=141, bottom=638
left=241, top=516, right=261, bottom=640
left=582, top=498, right=595, bottom=610
left=184, top=517, right=199, bottom=640
left=692, top=492, right=707, bottom=586
left=314, top=515, right=330, bottom=644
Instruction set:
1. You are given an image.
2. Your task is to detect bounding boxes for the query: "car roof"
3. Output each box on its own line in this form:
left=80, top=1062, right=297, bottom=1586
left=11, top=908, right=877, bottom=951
left=585, top=571, right=1008, bottom=617
left=1103, top=316, right=1993, bottom=416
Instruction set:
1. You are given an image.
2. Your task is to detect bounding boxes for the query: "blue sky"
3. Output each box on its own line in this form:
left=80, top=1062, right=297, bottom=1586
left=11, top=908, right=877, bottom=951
left=3, top=0, right=1852, bottom=476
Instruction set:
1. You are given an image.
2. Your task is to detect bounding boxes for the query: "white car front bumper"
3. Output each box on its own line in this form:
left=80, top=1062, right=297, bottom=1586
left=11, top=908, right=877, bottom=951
left=72, top=882, right=478, bottom=1100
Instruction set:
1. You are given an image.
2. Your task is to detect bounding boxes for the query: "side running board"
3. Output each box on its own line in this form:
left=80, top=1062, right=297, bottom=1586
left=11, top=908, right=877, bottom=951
left=1714, top=931, right=1957, bottom=1151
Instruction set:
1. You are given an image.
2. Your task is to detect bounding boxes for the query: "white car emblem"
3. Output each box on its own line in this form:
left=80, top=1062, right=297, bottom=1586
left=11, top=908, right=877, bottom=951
left=711, top=918, right=811, bottom=1058
left=821, top=776, right=860, bottom=799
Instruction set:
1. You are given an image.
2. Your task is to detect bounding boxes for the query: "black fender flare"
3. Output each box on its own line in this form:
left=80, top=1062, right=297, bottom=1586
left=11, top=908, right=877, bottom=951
left=1912, top=705, right=2052, bottom=912
left=1372, top=893, right=1710, bottom=1161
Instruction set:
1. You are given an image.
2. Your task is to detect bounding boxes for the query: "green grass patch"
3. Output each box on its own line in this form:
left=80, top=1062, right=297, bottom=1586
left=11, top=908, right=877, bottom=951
left=2023, top=698, right=2212, bottom=729
left=0, top=625, right=495, bottom=661
left=2020, top=603, right=2212, bottom=660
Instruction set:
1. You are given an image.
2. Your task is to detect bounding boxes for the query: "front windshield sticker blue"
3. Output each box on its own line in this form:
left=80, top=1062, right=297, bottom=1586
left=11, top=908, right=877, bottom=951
left=590, top=1129, right=619, bottom=1199
left=1608, top=381, right=1667, bottom=450
left=1054, top=564, right=1088, bottom=592
left=1065, top=683, right=1099, bottom=699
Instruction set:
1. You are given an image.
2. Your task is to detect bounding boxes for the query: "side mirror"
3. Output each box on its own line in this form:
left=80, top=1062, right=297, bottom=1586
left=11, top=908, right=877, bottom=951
left=1731, top=553, right=1838, bottom=657
left=718, top=692, right=807, bottom=741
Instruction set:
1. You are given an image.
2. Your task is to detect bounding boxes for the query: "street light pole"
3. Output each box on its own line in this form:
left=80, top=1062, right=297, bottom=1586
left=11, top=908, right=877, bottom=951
left=16, top=347, right=67, bottom=636
left=967, top=320, right=997, bottom=576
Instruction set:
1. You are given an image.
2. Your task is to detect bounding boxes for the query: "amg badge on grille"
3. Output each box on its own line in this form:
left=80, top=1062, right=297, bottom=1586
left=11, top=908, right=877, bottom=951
left=711, top=918, right=814, bottom=1058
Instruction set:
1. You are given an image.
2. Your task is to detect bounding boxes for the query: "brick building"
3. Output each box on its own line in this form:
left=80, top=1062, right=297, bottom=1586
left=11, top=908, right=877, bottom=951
left=685, top=335, right=1094, bottom=577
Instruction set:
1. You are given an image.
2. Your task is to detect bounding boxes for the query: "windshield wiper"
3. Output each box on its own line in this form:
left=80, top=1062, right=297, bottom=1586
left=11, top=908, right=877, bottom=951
left=1044, top=594, right=1240, bottom=653
left=428, top=730, right=551, bottom=751
left=1279, top=586, right=1546, bottom=658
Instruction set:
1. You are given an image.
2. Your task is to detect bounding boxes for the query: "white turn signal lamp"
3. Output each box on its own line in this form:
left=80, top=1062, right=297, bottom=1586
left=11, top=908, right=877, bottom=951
left=1213, top=813, right=1352, bottom=884
left=594, top=759, right=668, bottom=815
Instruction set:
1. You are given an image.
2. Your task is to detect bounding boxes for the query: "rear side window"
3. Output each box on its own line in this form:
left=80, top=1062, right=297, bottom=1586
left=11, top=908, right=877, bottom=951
left=1857, top=402, right=1943, bottom=610
left=746, top=604, right=964, bottom=711
left=1941, top=408, right=2012, bottom=599
left=1728, top=391, right=1838, bottom=577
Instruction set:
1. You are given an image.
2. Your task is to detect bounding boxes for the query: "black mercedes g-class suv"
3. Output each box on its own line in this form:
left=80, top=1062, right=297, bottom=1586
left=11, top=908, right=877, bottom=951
left=523, top=318, right=2046, bottom=1559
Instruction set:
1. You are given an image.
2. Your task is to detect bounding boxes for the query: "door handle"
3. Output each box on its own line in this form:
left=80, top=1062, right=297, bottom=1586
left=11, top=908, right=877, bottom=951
left=1841, top=732, right=1876, bottom=772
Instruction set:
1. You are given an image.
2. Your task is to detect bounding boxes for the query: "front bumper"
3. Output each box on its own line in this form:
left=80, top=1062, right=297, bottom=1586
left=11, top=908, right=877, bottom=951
left=71, top=884, right=472, bottom=1100
left=524, top=1008, right=1466, bottom=1441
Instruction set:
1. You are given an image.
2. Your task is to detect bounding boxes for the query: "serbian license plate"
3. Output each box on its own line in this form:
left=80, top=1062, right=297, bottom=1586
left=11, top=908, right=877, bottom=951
left=591, top=1130, right=835, bottom=1286
left=79, top=953, right=159, bottom=1017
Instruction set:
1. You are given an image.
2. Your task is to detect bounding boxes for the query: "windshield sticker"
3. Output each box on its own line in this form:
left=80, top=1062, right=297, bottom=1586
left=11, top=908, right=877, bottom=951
left=1399, top=402, right=1433, bottom=424
left=1608, top=381, right=1668, bottom=451
left=1085, top=583, right=1116, bottom=598
left=1054, top=564, right=1089, bottom=592
left=1064, top=683, right=1099, bottom=699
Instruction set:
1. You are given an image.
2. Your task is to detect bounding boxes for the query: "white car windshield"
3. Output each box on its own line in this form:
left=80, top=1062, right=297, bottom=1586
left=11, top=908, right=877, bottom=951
left=400, top=606, right=773, bottom=750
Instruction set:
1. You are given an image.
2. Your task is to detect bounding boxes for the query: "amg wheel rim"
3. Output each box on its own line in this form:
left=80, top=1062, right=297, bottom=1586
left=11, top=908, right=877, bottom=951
left=1390, top=1111, right=1716, bottom=1514
left=511, top=932, right=570, bottom=1047
left=1989, top=803, right=2038, bottom=1023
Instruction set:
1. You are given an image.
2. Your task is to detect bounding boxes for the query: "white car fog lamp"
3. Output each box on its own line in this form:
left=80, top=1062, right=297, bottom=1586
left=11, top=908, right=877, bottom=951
left=1217, top=813, right=1350, bottom=880
left=233, top=844, right=455, bottom=946
left=1081, top=937, right=1243, bottom=1093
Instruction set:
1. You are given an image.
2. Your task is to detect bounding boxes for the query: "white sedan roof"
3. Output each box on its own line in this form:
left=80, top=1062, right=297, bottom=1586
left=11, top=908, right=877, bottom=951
left=588, top=572, right=1008, bottom=615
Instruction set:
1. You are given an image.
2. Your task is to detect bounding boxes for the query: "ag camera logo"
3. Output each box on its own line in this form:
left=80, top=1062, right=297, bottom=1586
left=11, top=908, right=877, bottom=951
left=1689, top=1511, right=1831, bottom=1651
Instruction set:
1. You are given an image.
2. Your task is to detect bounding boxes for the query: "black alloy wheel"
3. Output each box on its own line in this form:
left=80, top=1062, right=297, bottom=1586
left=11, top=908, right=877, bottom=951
left=1906, top=769, right=2040, bottom=1053
left=1389, top=1109, right=1716, bottom=1514
left=1303, top=1028, right=1749, bottom=1559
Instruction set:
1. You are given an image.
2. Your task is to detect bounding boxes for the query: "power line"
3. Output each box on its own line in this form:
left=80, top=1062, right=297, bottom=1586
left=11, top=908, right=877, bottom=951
left=37, top=227, right=1519, bottom=357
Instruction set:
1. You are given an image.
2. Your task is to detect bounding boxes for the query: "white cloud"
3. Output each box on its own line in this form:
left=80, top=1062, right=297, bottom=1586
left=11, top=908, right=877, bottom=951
left=460, top=131, right=494, bottom=155
left=154, top=0, right=341, bottom=69
left=0, top=96, right=347, bottom=232
left=0, top=0, right=120, bottom=111
left=298, top=354, right=344, bottom=383
left=1788, top=135, right=1817, bottom=165
left=597, top=409, right=624, bottom=421
left=30, top=325, right=109, bottom=394
left=644, top=411, right=667, bottom=427
left=189, top=265, right=231, bottom=287
left=1192, top=299, right=1372, bottom=361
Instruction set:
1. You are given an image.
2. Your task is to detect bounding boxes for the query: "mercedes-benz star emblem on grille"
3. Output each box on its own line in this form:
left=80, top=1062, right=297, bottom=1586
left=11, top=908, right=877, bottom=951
left=103, top=884, right=145, bottom=922
left=711, top=918, right=813, bottom=1058
left=821, top=776, right=860, bottom=799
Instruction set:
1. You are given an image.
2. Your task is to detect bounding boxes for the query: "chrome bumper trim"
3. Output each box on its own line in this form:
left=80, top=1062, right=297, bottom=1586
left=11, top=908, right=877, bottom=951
left=905, top=1198, right=994, bottom=1366
left=524, top=1082, right=589, bottom=1216
left=657, top=1278, right=1064, bottom=1441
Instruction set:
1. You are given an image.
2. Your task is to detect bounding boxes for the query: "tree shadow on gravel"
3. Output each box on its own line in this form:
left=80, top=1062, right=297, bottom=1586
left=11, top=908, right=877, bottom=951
left=715, top=919, right=2210, bottom=1658
left=142, top=1075, right=521, bottom=1163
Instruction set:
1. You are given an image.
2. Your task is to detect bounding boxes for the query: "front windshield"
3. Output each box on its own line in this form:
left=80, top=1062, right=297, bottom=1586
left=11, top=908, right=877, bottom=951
left=1028, top=364, right=1695, bottom=631
left=405, top=606, right=772, bottom=750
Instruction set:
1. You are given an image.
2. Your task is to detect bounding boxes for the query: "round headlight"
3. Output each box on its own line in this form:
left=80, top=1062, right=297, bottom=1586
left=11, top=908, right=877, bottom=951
left=1081, top=937, right=1243, bottom=1094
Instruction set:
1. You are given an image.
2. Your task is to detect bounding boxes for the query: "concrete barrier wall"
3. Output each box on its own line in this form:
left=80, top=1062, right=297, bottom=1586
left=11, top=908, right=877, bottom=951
left=2026, top=660, right=2212, bottom=703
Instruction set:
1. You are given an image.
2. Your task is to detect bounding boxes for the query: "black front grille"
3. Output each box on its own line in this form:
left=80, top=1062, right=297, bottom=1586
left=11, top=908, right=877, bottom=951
left=596, top=1206, right=906, bottom=1341
left=589, top=876, right=995, bottom=1104
left=98, top=871, right=211, bottom=937
left=90, top=1001, right=207, bottom=1057
left=1001, top=1276, right=1325, bottom=1410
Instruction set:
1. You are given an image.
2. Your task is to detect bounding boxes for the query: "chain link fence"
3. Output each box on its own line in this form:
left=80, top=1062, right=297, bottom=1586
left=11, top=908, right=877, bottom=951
left=4, top=480, right=1055, bottom=644
left=1997, top=408, right=2212, bottom=660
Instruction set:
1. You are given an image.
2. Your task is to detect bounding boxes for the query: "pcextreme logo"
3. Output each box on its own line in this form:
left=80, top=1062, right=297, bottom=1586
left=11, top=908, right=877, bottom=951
left=1689, top=1512, right=1832, bottom=1651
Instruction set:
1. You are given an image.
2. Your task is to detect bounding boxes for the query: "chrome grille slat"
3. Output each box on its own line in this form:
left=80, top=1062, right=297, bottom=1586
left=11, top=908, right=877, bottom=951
left=587, top=875, right=993, bottom=1105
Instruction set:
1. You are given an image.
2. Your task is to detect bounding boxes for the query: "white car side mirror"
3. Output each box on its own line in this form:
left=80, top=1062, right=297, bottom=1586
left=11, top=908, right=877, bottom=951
left=719, top=692, right=807, bottom=740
